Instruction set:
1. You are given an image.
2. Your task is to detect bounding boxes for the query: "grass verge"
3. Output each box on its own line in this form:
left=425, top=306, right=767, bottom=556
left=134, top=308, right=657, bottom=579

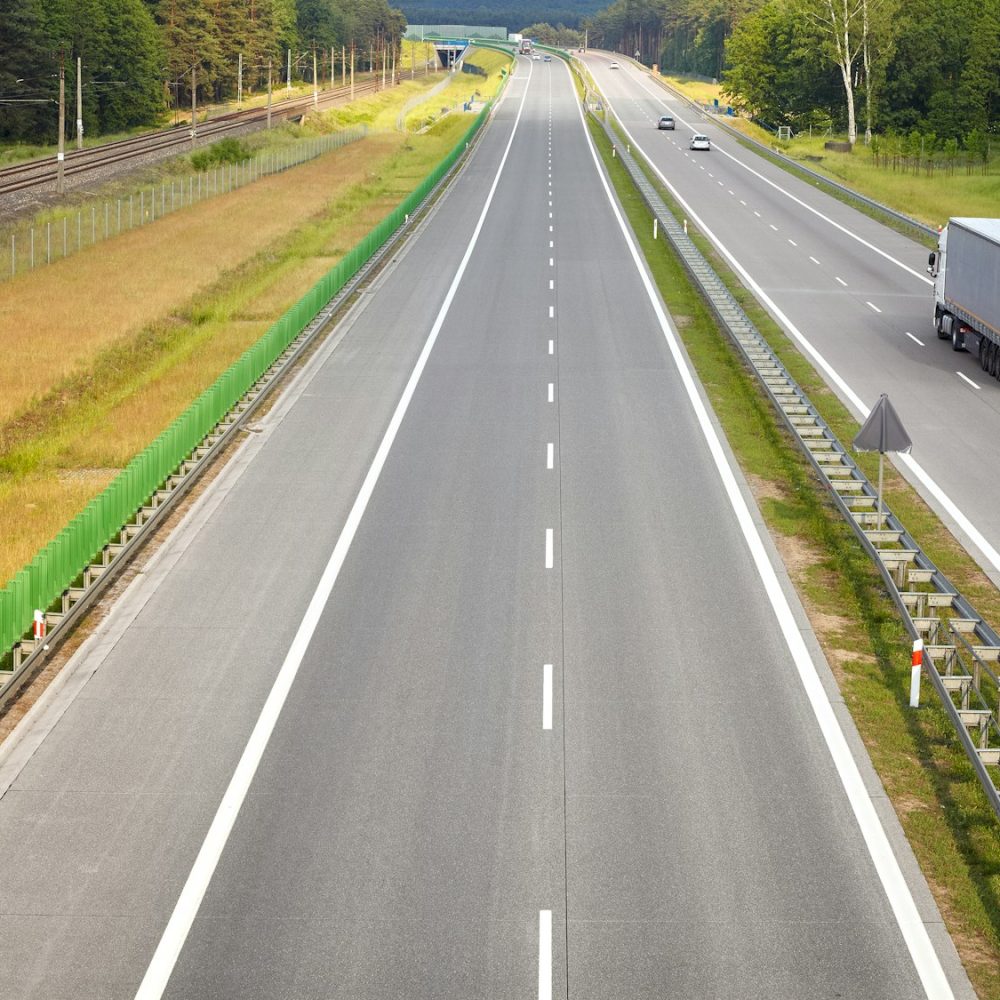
left=0, top=110, right=476, bottom=587
left=649, top=70, right=999, bottom=232
left=591, top=108, right=1000, bottom=998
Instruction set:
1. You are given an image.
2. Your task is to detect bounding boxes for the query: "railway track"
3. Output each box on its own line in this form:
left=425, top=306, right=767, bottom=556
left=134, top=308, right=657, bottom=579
left=0, top=76, right=382, bottom=196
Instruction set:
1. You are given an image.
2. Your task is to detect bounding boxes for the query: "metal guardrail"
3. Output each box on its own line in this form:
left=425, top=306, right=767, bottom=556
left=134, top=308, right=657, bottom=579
left=640, top=69, right=938, bottom=241
left=0, top=100, right=498, bottom=710
left=592, top=108, right=1000, bottom=820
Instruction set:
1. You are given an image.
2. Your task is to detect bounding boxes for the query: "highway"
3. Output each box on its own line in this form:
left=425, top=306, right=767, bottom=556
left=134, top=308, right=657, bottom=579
left=585, top=53, right=1000, bottom=586
left=0, top=54, right=974, bottom=998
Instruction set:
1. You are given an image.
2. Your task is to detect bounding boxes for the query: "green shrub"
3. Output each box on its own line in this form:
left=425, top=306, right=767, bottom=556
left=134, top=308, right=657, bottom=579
left=191, top=138, right=252, bottom=172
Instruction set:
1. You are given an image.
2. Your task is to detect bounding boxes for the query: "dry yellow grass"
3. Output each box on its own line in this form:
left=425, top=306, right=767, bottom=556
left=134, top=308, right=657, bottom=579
left=0, top=112, right=473, bottom=585
left=0, top=132, right=403, bottom=426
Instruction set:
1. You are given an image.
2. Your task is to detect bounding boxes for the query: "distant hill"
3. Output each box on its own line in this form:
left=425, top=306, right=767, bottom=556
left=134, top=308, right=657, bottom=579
left=398, top=0, right=603, bottom=31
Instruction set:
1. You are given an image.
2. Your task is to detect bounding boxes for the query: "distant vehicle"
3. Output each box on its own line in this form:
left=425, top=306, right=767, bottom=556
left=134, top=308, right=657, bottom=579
left=689, top=133, right=710, bottom=150
left=657, top=115, right=675, bottom=130
left=532, top=53, right=541, bottom=60
left=519, top=38, right=532, bottom=54
left=543, top=54, right=552, bottom=62
left=929, top=218, right=1000, bottom=376
left=609, top=61, right=620, bottom=69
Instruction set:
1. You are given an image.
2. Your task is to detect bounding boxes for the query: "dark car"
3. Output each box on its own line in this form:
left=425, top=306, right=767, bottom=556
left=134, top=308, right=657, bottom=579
left=657, top=115, right=675, bottom=130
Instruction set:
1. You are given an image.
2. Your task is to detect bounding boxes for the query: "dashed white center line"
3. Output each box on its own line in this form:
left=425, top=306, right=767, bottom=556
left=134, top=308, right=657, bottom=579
left=835, top=276, right=847, bottom=286
left=809, top=256, right=821, bottom=265
left=753, top=211, right=761, bottom=218
left=548, top=212, right=553, bottom=219
left=905, top=331, right=925, bottom=346
left=769, top=224, right=778, bottom=231
left=548, top=305, right=554, bottom=319
left=717, top=180, right=724, bottom=187
left=866, top=301, right=882, bottom=313
left=538, top=910, right=552, bottom=999
left=546, top=442, right=554, bottom=467
left=549, top=279, right=554, bottom=290
left=549, top=241, right=553, bottom=248
left=547, top=382, right=554, bottom=403
left=957, top=371, right=981, bottom=390
left=542, top=665, right=553, bottom=730
left=728, top=189, right=734, bottom=195
left=788, top=239, right=797, bottom=247
left=548, top=338, right=554, bottom=354
left=740, top=199, right=747, bottom=206
left=549, top=257, right=554, bottom=267
left=545, top=529, right=554, bottom=568
left=549, top=225, right=553, bottom=232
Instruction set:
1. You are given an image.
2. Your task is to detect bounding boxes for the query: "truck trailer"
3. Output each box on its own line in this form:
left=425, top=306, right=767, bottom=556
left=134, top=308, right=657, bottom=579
left=928, top=218, right=1000, bottom=380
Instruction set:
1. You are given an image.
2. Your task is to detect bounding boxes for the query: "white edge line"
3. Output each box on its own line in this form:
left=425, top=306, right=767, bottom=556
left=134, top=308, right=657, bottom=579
left=133, top=61, right=536, bottom=1000
left=542, top=664, right=553, bottom=730
left=622, top=72, right=933, bottom=286
left=579, top=68, right=955, bottom=1000
left=604, top=102, right=1000, bottom=578
left=538, top=909, right=552, bottom=999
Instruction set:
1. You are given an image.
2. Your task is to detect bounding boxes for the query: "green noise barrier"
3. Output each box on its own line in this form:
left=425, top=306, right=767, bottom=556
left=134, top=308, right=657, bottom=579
left=1, top=105, right=491, bottom=659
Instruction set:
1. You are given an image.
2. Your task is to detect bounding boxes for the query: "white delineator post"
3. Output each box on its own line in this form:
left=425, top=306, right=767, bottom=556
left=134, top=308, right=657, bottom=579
left=33, top=609, right=46, bottom=640
left=909, top=638, right=923, bottom=708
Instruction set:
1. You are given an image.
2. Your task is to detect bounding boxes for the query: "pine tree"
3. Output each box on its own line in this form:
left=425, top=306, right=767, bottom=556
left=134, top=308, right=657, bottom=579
left=0, top=0, right=56, bottom=141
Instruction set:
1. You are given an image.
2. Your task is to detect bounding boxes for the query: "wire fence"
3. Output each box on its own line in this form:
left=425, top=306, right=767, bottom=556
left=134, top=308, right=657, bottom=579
left=0, top=104, right=490, bottom=659
left=3, top=126, right=367, bottom=283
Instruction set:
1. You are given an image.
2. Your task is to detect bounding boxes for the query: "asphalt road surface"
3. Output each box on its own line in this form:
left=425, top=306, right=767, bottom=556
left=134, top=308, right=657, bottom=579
left=586, top=52, right=1000, bottom=587
left=0, top=54, right=975, bottom=999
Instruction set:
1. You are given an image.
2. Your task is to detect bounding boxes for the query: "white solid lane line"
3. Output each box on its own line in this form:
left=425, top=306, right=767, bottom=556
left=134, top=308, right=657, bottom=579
left=620, top=71, right=933, bottom=286
left=957, top=372, right=981, bottom=390
left=866, top=301, right=882, bottom=313
left=607, top=95, right=1000, bottom=578
left=132, top=57, right=537, bottom=1000
left=545, top=529, right=554, bottom=569
left=547, top=442, right=554, bottom=467
left=576, top=66, right=955, bottom=1000
left=906, top=331, right=925, bottom=347
left=548, top=382, right=554, bottom=403
left=542, top=665, right=553, bottom=730
left=538, top=910, right=553, bottom=1000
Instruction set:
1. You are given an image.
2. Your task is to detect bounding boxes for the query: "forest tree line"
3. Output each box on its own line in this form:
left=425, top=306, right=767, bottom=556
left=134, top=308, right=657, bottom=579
left=585, top=0, right=1000, bottom=144
left=0, top=0, right=406, bottom=143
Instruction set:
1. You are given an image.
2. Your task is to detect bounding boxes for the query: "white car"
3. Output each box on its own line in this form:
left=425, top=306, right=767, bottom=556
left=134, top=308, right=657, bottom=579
left=689, top=133, right=711, bottom=151
left=609, top=61, right=620, bottom=69
left=532, top=53, right=541, bottom=60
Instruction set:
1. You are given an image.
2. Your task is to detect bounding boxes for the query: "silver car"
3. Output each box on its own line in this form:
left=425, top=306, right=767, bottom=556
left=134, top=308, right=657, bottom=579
left=689, top=133, right=711, bottom=151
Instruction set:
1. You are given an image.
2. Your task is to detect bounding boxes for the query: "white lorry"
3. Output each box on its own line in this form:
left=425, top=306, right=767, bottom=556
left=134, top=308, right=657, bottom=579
left=928, top=218, right=1000, bottom=379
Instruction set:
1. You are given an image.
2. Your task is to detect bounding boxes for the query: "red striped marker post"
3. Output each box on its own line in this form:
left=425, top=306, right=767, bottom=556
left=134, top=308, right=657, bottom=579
left=909, top=638, right=923, bottom=708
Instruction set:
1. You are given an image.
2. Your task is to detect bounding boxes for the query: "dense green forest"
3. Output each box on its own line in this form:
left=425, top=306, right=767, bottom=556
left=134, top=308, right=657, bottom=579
left=0, top=0, right=406, bottom=143
left=397, top=0, right=602, bottom=30
left=586, top=0, right=1000, bottom=144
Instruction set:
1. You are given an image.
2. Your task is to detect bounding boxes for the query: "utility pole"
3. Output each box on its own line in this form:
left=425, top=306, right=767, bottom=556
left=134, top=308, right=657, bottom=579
left=287, top=48, right=292, bottom=92
left=382, top=46, right=386, bottom=89
left=190, top=65, right=197, bottom=149
left=391, top=46, right=395, bottom=86
left=75, top=55, right=83, bottom=149
left=312, top=47, right=318, bottom=107
left=237, top=52, right=243, bottom=106
left=351, top=46, right=355, bottom=99
left=341, top=45, right=346, bottom=88
left=330, top=47, right=335, bottom=87
left=267, top=60, right=272, bottom=129
left=57, top=54, right=66, bottom=194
